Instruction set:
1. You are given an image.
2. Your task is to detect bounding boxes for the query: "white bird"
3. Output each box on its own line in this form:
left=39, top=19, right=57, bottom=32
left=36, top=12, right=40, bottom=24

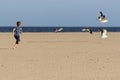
left=98, top=11, right=108, bottom=23
left=99, top=28, right=108, bottom=38
left=82, top=27, right=93, bottom=34
left=55, top=28, right=63, bottom=32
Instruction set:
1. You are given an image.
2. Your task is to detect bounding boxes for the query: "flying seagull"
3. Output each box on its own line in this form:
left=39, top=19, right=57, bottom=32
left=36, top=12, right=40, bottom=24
left=98, top=11, right=108, bottom=23
left=82, top=27, right=93, bottom=34
left=98, top=28, right=108, bottom=38
left=55, top=28, right=63, bottom=33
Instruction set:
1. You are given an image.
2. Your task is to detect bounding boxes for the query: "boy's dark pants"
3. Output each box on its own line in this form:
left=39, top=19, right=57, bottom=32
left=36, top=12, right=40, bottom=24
left=14, top=35, right=20, bottom=44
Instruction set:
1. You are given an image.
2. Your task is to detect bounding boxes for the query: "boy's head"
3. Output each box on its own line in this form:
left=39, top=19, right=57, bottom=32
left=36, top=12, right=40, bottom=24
left=16, top=21, right=22, bottom=27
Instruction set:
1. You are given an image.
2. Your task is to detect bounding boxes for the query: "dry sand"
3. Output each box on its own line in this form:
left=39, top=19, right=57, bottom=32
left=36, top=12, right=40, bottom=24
left=0, top=32, right=120, bottom=80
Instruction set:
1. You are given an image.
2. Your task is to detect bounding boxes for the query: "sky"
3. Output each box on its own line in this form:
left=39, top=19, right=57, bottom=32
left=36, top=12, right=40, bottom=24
left=0, top=0, right=120, bottom=26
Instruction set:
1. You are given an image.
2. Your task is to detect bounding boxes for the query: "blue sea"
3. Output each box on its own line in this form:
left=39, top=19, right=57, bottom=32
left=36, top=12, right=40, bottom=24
left=0, top=26, right=120, bottom=32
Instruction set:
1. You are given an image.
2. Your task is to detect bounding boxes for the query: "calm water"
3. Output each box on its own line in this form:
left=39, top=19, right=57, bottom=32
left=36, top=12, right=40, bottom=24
left=0, top=26, right=120, bottom=32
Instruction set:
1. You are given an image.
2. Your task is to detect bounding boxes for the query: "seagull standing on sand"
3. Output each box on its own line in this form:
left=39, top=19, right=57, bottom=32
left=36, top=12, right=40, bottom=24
left=99, top=28, right=108, bottom=38
left=98, top=11, right=108, bottom=23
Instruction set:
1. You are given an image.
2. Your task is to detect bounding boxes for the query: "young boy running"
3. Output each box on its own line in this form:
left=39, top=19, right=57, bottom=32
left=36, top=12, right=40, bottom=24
left=13, top=21, right=22, bottom=49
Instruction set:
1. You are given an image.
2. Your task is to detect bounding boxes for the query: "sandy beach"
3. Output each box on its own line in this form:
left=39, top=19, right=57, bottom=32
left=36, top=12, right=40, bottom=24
left=0, top=32, right=120, bottom=80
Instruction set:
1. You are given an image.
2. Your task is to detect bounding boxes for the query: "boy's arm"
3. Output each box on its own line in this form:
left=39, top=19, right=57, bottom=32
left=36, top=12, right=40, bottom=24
left=20, top=28, right=23, bottom=34
left=13, top=28, right=15, bottom=35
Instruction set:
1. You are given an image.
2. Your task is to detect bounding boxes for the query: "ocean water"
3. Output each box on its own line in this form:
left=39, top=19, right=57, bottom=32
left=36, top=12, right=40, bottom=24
left=0, top=26, right=120, bottom=32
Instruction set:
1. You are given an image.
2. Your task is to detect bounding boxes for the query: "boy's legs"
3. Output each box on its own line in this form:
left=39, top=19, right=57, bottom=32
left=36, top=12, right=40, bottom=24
left=13, top=35, right=20, bottom=49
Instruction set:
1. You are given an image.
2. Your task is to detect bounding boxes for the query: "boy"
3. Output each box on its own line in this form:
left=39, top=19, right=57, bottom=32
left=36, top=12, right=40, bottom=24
left=13, top=21, right=22, bottom=49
